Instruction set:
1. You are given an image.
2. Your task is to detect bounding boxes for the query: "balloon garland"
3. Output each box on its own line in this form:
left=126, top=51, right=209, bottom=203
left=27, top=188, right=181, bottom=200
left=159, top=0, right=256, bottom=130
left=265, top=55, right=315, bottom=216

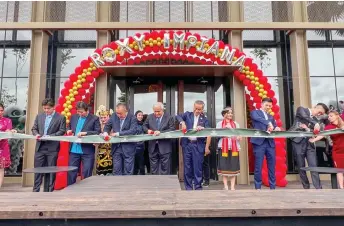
left=54, top=30, right=287, bottom=189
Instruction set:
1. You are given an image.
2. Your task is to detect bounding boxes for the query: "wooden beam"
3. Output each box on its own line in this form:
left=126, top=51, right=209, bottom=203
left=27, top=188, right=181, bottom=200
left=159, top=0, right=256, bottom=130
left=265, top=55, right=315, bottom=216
left=1, top=22, right=344, bottom=30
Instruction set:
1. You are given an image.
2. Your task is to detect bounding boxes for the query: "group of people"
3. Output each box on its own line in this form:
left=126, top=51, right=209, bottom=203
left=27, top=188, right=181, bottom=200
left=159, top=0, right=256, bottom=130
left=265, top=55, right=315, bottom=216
left=0, top=96, right=344, bottom=191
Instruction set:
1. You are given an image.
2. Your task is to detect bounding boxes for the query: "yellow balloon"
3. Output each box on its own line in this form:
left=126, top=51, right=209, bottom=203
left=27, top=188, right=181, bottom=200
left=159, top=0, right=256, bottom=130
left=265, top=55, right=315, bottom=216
left=65, top=96, right=70, bottom=100
left=77, top=75, right=82, bottom=79
left=67, top=112, right=71, bottom=117
left=68, top=105, right=73, bottom=110
left=259, top=89, right=264, bottom=93
left=129, top=44, right=134, bottom=48
left=73, top=91, right=78, bottom=95
left=157, top=42, right=161, bottom=47
left=81, top=78, right=86, bottom=83
left=66, top=119, right=70, bottom=124
left=153, top=40, right=157, bottom=45
left=134, top=45, right=139, bottom=50
left=255, top=87, right=260, bottom=91
left=258, top=93, right=263, bottom=97
left=149, top=38, right=153, bottom=42
left=82, top=73, right=87, bottom=78
left=246, top=75, right=250, bottom=79
left=250, top=76, right=255, bottom=80
left=132, top=41, right=136, bottom=45
left=270, top=112, right=275, bottom=116
left=219, top=48, right=223, bottom=53
left=255, top=82, right=260, bottom=86
left=87, top=67, right=92, bottom=72
left=63, top=103, right=67, bottom=108
left=251, top=81, right=255, bottom=84
left=77, top=84, right=82, bottom=89
left=69, top=89, right=73, bottom=93
left=70, top=97, right=75, bottom=102
left=64, top=108, right=69, bottom=112
left=262, top=95, right=267, bottom=98
left=263, top=91, right=267, bottom=95
left=149, top=43, right=153, bottom=47
left=73, top=86, right=77, bottom=91
left=69, top=94, right=74, bottom=98
left=86, top=72, right=91, bottom=76
left=89, top=62, right=94, bottom=67
left=145, top=40, right=149, bottom=45
left=73, top=82, right=77, bottom=86
left=241, top=70, right=246, bottom=74
left=114, top=49, right=119, bottom=55
left=233, top=57, right=237, bottom=61
left=259, top=84, right=264, bottom=88
left=61, top=111, right=66, bottom=116
left=92, top=66, right=97, bottom=71
left=157, top=37, right=161, bottom=42
left=142, top=44, right=146, bottom=48
left=66, top=100, right=71, bottom=105
left=249, top=72, right=254, bottom=76
left=245, top=66, right=250, bottom=71
left=255, top=77, right=259, bottom=81
left=245, top=71, right=250, bottom=75
left=83, top=69, right=87, bottom=73
left=106, top=52, right=112, bottom=57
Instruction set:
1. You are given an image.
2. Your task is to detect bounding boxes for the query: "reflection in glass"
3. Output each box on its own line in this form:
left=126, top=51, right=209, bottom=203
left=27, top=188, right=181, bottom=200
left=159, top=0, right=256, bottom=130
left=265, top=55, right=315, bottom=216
left=2, top=48, right=31, bottom=78
left=215, top=84, right=224, bottom=123
left=310, top=77, right=337, bottom=107
left=184, top=84, right=207, bottom=115
left=133, top=85, right=158, bottom=114
left=308, top=48, right=335, bottom=77
left=335, top=77, right=344, bottom=113
left=333, top=48, right=344, bottom=76
left=243, top=48, right=279, bottom=77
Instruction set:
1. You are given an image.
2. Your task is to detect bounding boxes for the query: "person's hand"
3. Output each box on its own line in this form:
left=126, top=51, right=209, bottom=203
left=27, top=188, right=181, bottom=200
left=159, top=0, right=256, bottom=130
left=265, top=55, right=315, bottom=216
left=35, top=134, right=41, bottom=140
left=299, top=123, right=308, bottom=129
left=274, top=127, right=281, bottom=131
left=8, top=129, right=17, bottom=133
left=309, top=138, right=316, bottom=143
left=102, top=132, right=109, bottom=137
left=341, top=126, right=344, bottom=130
left=153, top=131, right=160, bottom=136
left=66, top=130, right=73, bottom=136
left=77, top=132, right=87, bottom=138
left=225, top=124, right=231, bottom=129
left=110, top=132, right=118, bottom=137
left=205, top=147, right=210, bottom=156
left=147, top=129, right=154, bottom=135
left=196, top=126, right=204, bottom=131
left=181, top=122, right=187, bottom=131
left=236, top=136, right=242, bottom=141
left=314, top=123, right=320, bottom=131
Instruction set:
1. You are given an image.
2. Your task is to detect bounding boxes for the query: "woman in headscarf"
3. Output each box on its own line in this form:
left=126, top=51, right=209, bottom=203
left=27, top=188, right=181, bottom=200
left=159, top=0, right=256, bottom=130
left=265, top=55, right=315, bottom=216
left=134, top=110, right=145, bottom=175
left=310, top=110, right=344, bottom=189
left=216, top=107, right=241, bottom=190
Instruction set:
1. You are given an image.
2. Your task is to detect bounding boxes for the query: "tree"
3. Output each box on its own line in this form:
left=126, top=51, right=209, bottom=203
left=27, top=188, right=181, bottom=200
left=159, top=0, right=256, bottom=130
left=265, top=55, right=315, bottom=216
left=117, top=92, right=127, bottom=103
left=250, top=48, right=272, bottom=70
left=307, top=1, right=344, bottom=37
left=12, top=48, right=29, bottom=102
left=0, top=87, right=17, bottom=106
left=60, top=49, right=76, bottom=71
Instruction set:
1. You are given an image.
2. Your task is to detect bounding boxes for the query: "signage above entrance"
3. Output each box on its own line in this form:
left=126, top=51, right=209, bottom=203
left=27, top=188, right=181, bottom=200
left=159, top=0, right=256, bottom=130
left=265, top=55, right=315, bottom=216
left=89, top=30, right=246, bottom=69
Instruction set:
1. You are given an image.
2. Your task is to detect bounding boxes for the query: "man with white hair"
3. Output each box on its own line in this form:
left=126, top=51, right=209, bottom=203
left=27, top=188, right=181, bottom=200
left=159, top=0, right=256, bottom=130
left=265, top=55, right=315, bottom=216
left=143, top=102, right=175, bottom=175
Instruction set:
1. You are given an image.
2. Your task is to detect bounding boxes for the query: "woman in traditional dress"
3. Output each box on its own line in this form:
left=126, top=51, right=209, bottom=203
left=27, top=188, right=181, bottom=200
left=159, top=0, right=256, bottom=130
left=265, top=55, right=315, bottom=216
left=95, top=105, right=113, bottom=176
left=0, top=103, right=16, bottom=188
left=217, top=107, right=241, bottom=190
left=134, top=110, right=145, bottom=175
left=310, top=110, right=344, bottom=189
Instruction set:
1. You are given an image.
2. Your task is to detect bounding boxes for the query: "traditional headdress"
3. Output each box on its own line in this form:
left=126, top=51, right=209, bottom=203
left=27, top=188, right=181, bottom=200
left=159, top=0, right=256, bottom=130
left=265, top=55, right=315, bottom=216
left=95, top=105, right=113, bottom=117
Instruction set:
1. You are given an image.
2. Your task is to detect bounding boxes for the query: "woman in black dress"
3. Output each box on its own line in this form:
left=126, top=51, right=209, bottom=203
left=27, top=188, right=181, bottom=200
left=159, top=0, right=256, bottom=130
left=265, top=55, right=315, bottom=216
left=217, top=107, right=241, bottom=190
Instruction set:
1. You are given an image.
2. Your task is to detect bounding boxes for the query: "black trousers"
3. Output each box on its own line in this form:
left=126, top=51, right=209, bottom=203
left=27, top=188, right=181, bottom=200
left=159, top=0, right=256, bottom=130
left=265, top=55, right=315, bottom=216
left=149, top=143, right=171, bottom=175
left=134, top=147, right=145, bottom=175
left=68, top=152, right=95, bottom=185
left=203, top=154, right=210, bottom=183
left=33, top=143, right=58, bottom=192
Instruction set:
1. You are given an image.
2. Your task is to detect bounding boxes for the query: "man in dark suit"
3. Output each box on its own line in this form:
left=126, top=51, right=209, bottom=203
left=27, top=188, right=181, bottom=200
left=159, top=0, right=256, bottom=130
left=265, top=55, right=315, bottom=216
left=67, top=101, right=101, bottom=185
left=31, top=98, right=66, bottom=192
left=250, top=98, right=281, bottom=190
left=103, top=103, right=138, bottom=175
left=143, top=102, right=175, bottom=175
left=176, top=100, right=211, bottom=190
left=289, top=103, right=329, bottom=189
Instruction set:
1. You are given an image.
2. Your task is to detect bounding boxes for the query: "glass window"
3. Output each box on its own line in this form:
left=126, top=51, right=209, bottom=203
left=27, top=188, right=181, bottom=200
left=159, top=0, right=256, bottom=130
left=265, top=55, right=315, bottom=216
left=184, top=84, right=207, bottom=115
left=335, top=77, right=344, bottom=113
left=333, top=47, right=344, bottom=77
left=243, top=48, right=279, bottom=77
left=2, top=48, right=31, bottom=78
left=310, top=77, right=337, bottom=107
left=306, top=30, right=326, bottom=41
left=215, top=84, right=224, bottom=124
left=308, top=48, right=335, bottom=77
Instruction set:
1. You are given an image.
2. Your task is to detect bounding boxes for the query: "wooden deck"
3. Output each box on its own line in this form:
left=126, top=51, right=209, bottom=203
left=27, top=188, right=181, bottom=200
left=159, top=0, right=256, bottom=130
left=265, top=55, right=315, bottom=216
left=1, top=176, right=344, bottom=225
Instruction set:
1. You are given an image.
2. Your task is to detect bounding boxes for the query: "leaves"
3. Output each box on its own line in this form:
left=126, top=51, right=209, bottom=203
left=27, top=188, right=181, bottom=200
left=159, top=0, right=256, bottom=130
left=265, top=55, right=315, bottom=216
left=60, top=49, right=76, bottom=71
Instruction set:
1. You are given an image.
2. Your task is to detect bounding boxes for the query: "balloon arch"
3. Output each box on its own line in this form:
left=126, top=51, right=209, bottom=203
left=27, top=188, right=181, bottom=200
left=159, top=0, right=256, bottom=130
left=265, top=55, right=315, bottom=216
left=54, top=30, right=287, bottom=189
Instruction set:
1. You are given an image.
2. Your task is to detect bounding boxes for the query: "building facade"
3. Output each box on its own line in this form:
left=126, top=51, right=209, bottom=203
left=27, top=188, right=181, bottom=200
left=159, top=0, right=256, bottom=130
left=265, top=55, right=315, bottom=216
left=1, top=1, right=344, bottom=186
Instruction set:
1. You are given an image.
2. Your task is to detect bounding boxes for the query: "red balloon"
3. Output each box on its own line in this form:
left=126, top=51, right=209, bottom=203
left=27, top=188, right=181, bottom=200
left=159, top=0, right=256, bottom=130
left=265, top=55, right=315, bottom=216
left=250, top=90, right=259, bottom=98
left=71, top=109, right=77, bottom=114
left=248, top=84, right=255, bottom=92
left=272, top=105, right=280, bottom=112
left=276, top=179, right=288, bottom=187
left=75, top=66, right=82, bottom=75
left=265, top=83, right=272, bottom=90
left=274, top=113, right=281, bottom=120
left=86, top=76, right=94, bottom=83
left=276, top=119, right=283, bottom=127
left=55, top=105, right=62, bottom=112
left=78, top=89, right=86, bottom=96
left=61, top=88, right=69, bottom=97
left=82, top=83, right=90, bottom=89
left=64, top=80, right=73, bottom=89
left=58, top=97, right=65, bottom=105
left=233, top=70, right=241, bottom=77
left=276, top=163, right=287, bottom=172
left=243, top=79, right=251, bottom=86
left=259, top=76, right=268, bottom=84
left=253, top=97, right=261, bottom=103
left=267, top=90, right=275, bottom=97
left=256, top=103, right=262, bottom=109
left=69, top=73, right=78, bottom=82
left=272, top=97, right=278, bottom=105
left=75, top=96, right=82, bottom=101
left=80, top=59, right=90, bottom=68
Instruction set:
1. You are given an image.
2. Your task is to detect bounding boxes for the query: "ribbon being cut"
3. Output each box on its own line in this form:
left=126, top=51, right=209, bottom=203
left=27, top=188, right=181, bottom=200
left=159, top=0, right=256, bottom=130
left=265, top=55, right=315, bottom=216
left=1, top=128, right=344, bottom=143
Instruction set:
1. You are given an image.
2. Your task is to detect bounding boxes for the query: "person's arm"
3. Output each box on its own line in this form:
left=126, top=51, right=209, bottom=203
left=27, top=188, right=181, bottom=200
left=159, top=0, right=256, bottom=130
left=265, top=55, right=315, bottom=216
left=205, top=117, right=211, bottom=154
left=163, top=116, right=175, bottom=133
left=86, top=117, right=101, bottom=135
left=142, top=116, right=150, bottom=133
left=119, top=116, right=138, bottom=136
left=51, top=116, right=67, bottom=136
left=31, top=115, right=40, bottom=136
left=297, top=107, right=319, bottom=129
left=309, top=135, right=325, bottom=143
left=103, top=116, right=113, bottom=134
left=176, top=112, right=187, bottom=124
left=250, top=110, right=270, bottom=126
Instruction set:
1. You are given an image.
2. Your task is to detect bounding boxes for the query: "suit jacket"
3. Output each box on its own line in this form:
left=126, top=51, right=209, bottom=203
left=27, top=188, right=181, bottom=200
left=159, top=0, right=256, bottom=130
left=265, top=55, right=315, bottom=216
left=68, top=114, right=101, bottom=155
left=143, top=113, right=175, bottom=154
left=104, top=113, right=137, bottom=155
left=31, top=112, right=66, bottom=152
left=175, top=111, right=210, bottom=148
left=288, top=106, right=319, bottom=143
left=250, top=109, right=276, bottom=147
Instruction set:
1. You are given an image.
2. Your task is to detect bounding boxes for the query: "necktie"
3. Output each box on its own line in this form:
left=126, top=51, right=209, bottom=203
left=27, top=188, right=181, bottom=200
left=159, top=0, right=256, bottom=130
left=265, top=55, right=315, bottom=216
left=120, top=119, right=124, bottom=131
left=156, top=117, right=161, bottom=129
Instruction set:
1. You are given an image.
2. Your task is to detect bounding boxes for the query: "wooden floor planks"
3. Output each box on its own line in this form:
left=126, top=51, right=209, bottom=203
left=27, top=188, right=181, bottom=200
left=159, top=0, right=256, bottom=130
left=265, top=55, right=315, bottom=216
left=1, top=176, right=344, bottom=219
